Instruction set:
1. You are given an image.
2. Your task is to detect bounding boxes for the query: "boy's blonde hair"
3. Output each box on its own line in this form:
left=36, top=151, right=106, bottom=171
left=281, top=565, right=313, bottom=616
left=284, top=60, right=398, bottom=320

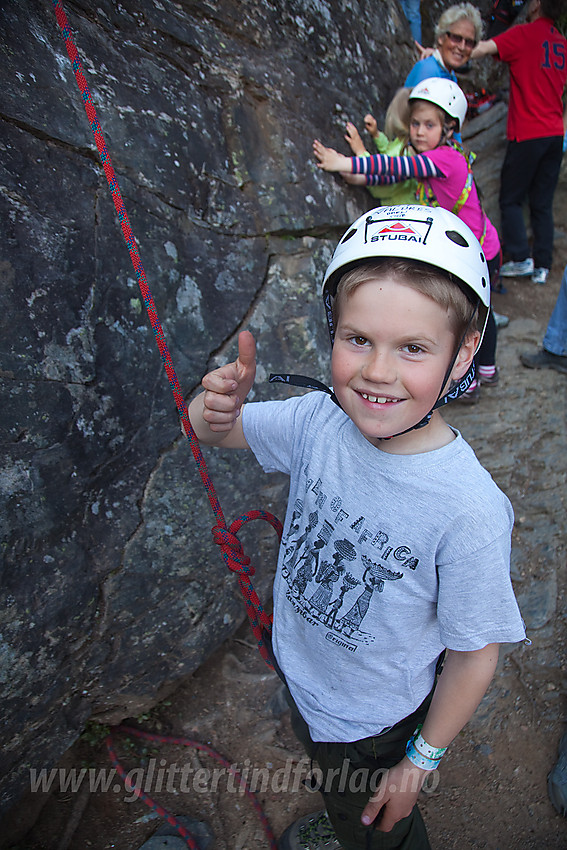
left=333, top=259, right=479, bottom=345
left=384, top=88, right=411, bottom=141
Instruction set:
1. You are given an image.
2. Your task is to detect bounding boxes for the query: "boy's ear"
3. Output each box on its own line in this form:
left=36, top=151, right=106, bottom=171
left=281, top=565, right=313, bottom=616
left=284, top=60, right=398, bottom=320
left=451, top=330, right=480, bottom=381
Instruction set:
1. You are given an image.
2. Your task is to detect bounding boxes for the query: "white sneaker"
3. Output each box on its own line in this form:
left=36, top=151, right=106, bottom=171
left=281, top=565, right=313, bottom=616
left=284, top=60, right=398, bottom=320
left=493, top=311, right=509, bottom=329
left=532, top=267, right=549, bottom=285
left=500, top=258, right=534, bottom=277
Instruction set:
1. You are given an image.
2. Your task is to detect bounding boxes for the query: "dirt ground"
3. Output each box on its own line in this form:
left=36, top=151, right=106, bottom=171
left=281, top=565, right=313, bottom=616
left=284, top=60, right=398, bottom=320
left=7, top=595, right=566, bottom=850
left=4, top=149, right=567, bottom=850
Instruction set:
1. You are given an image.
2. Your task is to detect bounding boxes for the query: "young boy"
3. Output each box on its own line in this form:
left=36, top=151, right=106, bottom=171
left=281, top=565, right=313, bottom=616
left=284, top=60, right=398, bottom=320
left=188, top=205, right=525, bottom=850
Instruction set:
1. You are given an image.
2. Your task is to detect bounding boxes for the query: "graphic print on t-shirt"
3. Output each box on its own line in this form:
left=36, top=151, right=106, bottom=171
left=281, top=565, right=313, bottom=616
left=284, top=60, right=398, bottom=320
left=281, top=461, right=417, bottom=650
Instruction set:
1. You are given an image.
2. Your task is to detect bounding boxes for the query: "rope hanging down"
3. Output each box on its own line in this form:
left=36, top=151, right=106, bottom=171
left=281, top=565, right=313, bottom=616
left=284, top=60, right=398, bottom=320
left=106, top=726, right=278, bottom=849
left=51, top=0, right=282, bottom=667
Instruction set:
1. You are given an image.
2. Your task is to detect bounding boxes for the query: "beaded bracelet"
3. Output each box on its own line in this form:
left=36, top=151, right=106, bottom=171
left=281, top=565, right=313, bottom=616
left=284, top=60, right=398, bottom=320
left=405, top=728, right=448, bottom=771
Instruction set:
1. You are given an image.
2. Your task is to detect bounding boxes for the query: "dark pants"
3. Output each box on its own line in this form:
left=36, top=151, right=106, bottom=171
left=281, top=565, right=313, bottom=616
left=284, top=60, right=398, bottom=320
left=475, top=252, right=501, bottom=370
left=477, top=308, right=497, bottom=368
left=285, top=687, right=433, bottom=850
left=499, top=136, right=564, bottom=269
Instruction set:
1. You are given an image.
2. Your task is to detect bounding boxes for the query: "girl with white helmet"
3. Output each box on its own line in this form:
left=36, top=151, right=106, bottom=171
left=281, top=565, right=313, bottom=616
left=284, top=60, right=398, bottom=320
left=313, top=77, right=502, bottom=401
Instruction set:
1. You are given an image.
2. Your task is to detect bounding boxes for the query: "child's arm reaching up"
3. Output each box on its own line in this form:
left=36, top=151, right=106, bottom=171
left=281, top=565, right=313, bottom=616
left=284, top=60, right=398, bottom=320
left=344, top=122, right=367, bottom=156
left=364, top=114, right=379, bottom=138
left=340, top=173, right=370, bottom=186
left=313, top=139, right=353, bottom=173
left=314, top=139, right=442, bottom=184
left=340, top=125, right=383, bottom=185
left=187, top=330, right=256, bottom=449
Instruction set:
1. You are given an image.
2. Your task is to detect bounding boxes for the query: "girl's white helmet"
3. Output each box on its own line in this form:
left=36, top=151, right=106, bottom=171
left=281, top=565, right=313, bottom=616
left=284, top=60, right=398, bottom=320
left=322, top=204, right=490, bottom=353
left=409, top=77, right=468, bottom=130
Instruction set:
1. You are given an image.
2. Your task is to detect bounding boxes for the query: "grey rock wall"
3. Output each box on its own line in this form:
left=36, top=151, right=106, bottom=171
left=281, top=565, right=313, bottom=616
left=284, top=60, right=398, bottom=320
left=0, top=0, right=419, bottom=812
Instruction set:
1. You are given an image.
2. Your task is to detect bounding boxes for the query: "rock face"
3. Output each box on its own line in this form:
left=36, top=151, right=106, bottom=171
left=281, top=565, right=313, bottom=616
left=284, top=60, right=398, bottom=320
left=0, top=0, right=428, bottom=812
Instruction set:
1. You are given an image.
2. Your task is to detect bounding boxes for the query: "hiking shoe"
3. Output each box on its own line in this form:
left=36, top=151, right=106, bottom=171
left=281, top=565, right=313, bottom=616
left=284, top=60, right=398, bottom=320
left=520, top=349, right=567, bottom=375
left=479, top=367, right=499, bottom=386
left=531, top=267, right=549, bottom=285
left=548, top=732, right=567, bottom=816
left=493, top=311, right=509, bottom=329
left=500, top=258, right=534, bottom=277
left=278, top=810, right=342, bottom=849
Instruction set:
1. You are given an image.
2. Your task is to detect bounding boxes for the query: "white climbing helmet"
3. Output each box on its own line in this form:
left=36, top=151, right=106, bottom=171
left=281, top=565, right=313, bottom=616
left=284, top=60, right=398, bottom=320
left=322, top=204, right=490, bottom=353
left=269, top=206, right=491, bottom=434
left=409, top=77, right=468, bottom=130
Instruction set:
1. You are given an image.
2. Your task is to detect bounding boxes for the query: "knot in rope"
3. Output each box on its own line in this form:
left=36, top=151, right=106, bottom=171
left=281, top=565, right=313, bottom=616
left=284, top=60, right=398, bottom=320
left=212, top=525, right=255, bottom=576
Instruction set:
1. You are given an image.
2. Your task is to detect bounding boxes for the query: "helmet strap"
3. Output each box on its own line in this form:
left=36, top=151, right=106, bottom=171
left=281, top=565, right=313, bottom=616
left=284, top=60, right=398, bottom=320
left=269, top=373, right=341, bottom=408
left=376, top=354, right=476, bottom=441
left=387, top=311, right=479, bottom=437
left=431, top=309, right=479, bottom=410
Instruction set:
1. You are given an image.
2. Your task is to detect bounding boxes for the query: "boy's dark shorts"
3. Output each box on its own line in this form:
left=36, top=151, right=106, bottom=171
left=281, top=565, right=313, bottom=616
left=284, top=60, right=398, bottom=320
left=284, top=687, right=434, bottom=850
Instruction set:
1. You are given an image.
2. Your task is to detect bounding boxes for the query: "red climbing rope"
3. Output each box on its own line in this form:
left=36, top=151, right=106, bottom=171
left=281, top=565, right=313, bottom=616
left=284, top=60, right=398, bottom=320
left=51, top=0, right=282, bottom=668
left=52, top=2, right=284, bottom=845
left=107, top=726, right=278, bottom=849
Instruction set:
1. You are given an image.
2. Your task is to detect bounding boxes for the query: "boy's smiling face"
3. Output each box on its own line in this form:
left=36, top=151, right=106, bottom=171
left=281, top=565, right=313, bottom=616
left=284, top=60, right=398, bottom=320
left=331, top=277, right=475, bottom=453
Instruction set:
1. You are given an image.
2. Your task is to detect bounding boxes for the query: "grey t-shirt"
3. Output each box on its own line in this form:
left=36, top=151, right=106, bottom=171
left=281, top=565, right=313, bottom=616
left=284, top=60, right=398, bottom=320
left=243, top=391, right=525, bottom=743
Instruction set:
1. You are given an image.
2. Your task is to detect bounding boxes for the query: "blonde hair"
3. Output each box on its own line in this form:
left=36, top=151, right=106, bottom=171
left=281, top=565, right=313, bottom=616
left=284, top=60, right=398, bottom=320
left=333, top=259, right=478, bottom=343
left=435, top=3, right=484, bottom=43
left=384, top=87, right=411, bottom=140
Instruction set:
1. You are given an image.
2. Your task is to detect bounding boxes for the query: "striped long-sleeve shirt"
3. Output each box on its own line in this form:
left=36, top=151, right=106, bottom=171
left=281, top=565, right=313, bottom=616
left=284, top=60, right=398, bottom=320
left=351, top=146, right=501, bottom=261
left=351, top=152, right=443, bottom=184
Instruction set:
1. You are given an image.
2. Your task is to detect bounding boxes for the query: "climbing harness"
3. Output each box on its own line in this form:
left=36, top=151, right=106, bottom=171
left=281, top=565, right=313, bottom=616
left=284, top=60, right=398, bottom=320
left=52, top=1, right=281, bottom=845
left=416, top=145, right=475, bottom=214
left=415, top=143, right=488, bottom=245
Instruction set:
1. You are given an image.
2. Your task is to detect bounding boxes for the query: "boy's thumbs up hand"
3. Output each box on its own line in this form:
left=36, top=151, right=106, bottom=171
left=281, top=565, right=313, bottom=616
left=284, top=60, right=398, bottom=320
left=234, top=329, right=257, bottom=385
left=200, top=330, right=257, bottom=432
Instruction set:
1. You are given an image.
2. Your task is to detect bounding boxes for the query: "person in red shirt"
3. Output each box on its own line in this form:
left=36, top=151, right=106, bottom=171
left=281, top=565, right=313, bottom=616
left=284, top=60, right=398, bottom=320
left=473, top=0, right=567, bottom=285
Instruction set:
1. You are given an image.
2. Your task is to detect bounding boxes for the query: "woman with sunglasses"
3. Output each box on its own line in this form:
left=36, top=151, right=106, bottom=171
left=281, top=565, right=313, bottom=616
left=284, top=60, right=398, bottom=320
left=405, top=3, right=483, bottom=88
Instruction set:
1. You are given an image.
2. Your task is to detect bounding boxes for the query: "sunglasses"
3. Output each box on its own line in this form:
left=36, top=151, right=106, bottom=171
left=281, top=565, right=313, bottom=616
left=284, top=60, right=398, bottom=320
left=445, top=31, right=477, bottom=50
